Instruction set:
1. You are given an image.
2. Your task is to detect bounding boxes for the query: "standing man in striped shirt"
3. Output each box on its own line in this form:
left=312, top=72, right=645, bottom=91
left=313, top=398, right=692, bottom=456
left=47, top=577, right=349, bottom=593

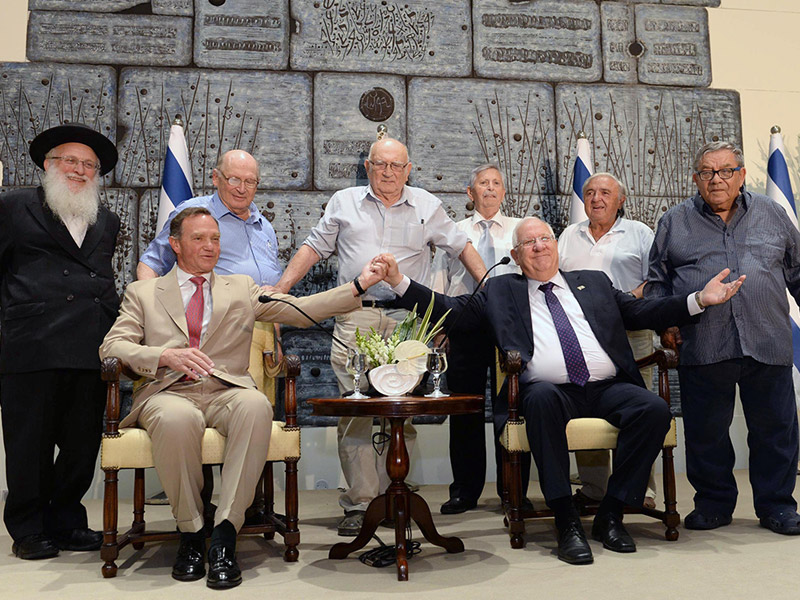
left=646, top=141, right=800, bottom=535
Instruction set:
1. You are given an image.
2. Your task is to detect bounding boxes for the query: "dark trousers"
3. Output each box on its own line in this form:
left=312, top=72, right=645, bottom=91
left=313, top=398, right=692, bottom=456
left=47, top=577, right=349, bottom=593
left=1, top=369, right=105, bottom=541
left=519, top=377, right=671, bottom=507
left=679, top=358, right=798, bottom=518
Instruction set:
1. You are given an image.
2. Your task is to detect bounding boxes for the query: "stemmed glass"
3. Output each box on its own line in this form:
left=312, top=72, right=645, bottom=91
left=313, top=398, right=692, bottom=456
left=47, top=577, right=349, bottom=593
left=345, top=348, right=369, bottom=399
left=424, top=348, right=449, bottom=398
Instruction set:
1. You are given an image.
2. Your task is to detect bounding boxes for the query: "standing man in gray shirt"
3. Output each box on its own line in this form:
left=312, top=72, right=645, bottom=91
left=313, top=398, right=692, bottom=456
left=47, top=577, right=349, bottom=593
left=274, top=137, right=486, bottom=535
left=646, top=141, right=800, bottom=535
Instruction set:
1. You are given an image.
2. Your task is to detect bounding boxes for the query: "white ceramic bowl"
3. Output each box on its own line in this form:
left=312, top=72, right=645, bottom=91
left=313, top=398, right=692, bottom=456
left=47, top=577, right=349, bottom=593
left=368, top=364, right=423, bottom=396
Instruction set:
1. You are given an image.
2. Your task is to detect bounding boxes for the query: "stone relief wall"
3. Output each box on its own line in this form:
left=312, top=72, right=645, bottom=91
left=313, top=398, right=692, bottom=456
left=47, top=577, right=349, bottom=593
left=2, top=0, right=736, bottom=420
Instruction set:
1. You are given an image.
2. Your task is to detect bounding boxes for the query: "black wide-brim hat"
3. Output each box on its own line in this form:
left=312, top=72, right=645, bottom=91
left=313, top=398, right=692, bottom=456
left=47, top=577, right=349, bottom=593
left=29, top=123, right=118, bottom=176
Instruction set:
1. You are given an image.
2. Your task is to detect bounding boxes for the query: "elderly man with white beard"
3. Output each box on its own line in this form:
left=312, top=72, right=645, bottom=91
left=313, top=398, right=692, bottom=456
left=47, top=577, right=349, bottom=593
left=0, top=124, right=120, bottom=560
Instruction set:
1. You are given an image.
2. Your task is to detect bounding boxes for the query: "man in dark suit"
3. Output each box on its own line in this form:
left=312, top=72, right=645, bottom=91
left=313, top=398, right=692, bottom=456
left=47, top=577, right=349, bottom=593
left=0, top=124, right=120, bottom=559
left=378, top=216, right=744, bottom=565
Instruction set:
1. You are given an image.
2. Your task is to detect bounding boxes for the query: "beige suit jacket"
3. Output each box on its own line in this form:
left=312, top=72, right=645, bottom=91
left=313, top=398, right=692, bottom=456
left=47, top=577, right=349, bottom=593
left=100, top=267, right=360, bottom=427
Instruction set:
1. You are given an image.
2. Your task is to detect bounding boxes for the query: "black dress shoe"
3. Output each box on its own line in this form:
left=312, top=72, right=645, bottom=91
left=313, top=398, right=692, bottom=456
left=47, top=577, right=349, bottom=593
left=591, top=513, right=636, bottom=553
left=441, top=497, right=478, bottom=515
left=172, top=535, right=206, bottom=582
left=51, top=527, right=103, bottom=551
left=556, top=520, right=593, bottom=565
left=12, top=534, right=59, bottom=560
left=207, top=544, right=242, bottom=589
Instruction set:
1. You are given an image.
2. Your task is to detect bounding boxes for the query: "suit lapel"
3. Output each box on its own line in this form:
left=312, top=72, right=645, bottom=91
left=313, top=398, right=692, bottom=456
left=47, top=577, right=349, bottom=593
left=80, top=208, right=108, bottom=256
left=202, top=273, right=230, bottom=346
left=508, top=275, right=534, bottom=348
left=562, top=270, right=599, bottom=333
left=156, top=268, right=190, bottom=340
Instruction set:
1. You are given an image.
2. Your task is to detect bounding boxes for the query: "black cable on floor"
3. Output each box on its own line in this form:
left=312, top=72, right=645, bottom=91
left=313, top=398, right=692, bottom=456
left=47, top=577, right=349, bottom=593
left=358, top=530, right=421, bottom=568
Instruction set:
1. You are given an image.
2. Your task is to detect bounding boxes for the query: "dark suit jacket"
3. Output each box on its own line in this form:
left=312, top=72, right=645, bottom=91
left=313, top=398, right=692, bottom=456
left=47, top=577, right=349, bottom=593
left=0, top=186, right=120, bottom=373
left=397, top=269, right=692, bottom=392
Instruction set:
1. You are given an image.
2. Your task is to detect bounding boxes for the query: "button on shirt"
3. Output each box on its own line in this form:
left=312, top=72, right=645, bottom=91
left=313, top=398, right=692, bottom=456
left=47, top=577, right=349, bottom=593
left=646, top=191, right=800, bottom=366
left=176, top=267, right=212, bottom=342
left=521, top=271, right=617, bottom=384
left=139, top=193, right=282, bottom=286
left=429, top=212, right=521, bottom=295
left=303, top=184, right=468, bottom=301
left=558, top=217, right=654, bottom=293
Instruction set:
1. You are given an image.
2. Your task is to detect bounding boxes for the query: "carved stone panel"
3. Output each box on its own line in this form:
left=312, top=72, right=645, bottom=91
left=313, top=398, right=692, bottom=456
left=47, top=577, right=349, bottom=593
left=636, top=4, right=711, bottom=86
left=407, top=78, right=557, bottom=219
left=27, top=12, right=193, bottom=66
left=290, top=0, right=471, bottom=77
left=314, top=73, right=406, bottom=191
left=153, top=0, right=193, bottom=16
left=606, top=0, right=719, bottom=5
left=101, top=188, right=139, bottom=296
left=555, top=83, right=741, bottom=229
left=28, top=0, right=142, bottom=11
left=601, top=2, right=637, bottom=84
left=473, top=0, right=602, bottom=82
left=0, top=63, right=117, bottom=187
left=116, top=69, right=312, bottom=190
left=194, top=0, right=289, bottom=70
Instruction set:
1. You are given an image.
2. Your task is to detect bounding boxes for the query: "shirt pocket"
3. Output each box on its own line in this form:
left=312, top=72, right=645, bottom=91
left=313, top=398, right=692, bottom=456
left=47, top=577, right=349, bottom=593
left=387, top=222, right=424, bottom=251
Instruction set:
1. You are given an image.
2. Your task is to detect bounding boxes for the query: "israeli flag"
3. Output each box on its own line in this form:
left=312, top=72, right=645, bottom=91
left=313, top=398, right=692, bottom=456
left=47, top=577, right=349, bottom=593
left=570, top=134, right=593, bottom=225
left=766, top=126, right=800, bottom=405
left=155, top=119, right=193, bottom=235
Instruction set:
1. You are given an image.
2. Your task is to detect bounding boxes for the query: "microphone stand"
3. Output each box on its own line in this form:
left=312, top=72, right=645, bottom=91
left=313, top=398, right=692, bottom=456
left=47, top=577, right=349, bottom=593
left=258, top=294, right=350, bottom=350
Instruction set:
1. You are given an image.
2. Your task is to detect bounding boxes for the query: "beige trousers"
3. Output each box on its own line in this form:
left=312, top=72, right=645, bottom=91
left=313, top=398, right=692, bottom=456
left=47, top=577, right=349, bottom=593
left=137, top=377, right=273, bottom=533
left=331, top=307, right=417, bottom=512
left=576, top=329, right=658, bottom=501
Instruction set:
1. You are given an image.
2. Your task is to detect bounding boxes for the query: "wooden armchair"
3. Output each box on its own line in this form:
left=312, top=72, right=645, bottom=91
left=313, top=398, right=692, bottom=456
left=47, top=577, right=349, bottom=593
left=499, top=349, right=681, bottom=548
left=98, top=353, right=302, bottom=578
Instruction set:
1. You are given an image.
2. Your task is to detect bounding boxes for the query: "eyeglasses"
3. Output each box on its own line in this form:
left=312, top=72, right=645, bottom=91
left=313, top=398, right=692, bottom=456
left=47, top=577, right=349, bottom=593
left=695, top=166, right=742, bottom=181
left=217, top=170, right=259, bottom=189
left=514, top=235, right=555, bottom=249
left=368, top=159, right=409, bottom=173
left=48, top=155, right=100, bottom=172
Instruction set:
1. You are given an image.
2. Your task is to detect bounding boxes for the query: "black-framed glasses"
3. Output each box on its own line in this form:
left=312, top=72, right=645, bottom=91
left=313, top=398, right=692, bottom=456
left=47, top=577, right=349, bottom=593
left=368, top=159, right=409, bottom=172
left=695, top=166, right=742, bottom=181
left=514, top=235, right=555, bottom=250
left=216, top=170, right=259, bottom=189
left=48, top=155, right=100, bottom=172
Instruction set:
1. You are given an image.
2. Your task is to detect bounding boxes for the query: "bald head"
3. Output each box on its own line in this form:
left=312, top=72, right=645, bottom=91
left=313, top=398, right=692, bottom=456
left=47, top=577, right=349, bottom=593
left=212, top=150, right=260, bottom=219
left=365, top=138, right=412, bottom=205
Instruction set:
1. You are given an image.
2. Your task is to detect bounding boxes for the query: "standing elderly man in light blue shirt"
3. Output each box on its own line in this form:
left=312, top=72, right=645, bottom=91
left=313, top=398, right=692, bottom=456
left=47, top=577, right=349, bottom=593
left=274, top=137, right=487, bottom=536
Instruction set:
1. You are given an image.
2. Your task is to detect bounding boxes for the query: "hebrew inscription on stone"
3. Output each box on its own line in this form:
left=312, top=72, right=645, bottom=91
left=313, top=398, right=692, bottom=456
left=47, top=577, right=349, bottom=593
left=291, top=0, right=471, bottom=77
left=28, top=0, right=142, bottom=11
left=0, top=63, right=116, bottom=187
left=601, top=3, right=637, bottom=84
left=194, top=0, right=288, bottom=70
left=27, top=12, right=192, bottom=67
left=116, top=68, right=312, bottom=191
left=636, top=4, right=711, bottom=87
left=555, top=83, right=741, bottom=229
left=473, top=0, right=602, bottom=82
left=152, top=0, right=193, bottom=16
left=408, top=78, right=557, bottom=222
left=314, top=73, right=406, bottom=191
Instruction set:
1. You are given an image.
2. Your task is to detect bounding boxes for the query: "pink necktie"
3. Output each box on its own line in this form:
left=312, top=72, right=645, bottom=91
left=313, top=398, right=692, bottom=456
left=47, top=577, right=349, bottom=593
left=186, top=276, right=206, bottom=348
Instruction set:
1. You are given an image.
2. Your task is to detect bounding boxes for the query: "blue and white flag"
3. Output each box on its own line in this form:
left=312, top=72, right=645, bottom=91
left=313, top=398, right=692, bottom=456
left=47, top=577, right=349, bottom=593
left=766, top=126, right=800, bottom=405
left=155, top=119, right=193, bottom=234
left=570, top=134, right=593, bottom=225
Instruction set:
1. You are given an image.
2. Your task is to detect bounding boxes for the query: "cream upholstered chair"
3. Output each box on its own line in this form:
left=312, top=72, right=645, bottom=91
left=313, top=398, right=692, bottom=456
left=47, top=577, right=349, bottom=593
left=98, top=353, right=301, bottom=578
left=499, top=349, right=680, bottom=549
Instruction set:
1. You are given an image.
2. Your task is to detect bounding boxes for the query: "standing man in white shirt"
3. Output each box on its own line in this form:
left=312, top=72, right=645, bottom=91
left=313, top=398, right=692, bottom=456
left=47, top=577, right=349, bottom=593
left=429, top=164, right=521, bottom=514
left=558, top=172, right=658, bottom=511
left=274, top=138, right=487, bottom=535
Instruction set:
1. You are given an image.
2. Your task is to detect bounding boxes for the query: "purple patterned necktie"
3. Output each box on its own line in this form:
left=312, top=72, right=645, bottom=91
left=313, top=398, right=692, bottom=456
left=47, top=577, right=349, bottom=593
left=539, top=282, right=590, bottom=386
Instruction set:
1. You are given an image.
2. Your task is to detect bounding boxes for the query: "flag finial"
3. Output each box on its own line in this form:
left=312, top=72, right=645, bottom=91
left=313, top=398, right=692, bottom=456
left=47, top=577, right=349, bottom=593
left=577, top=130, right=587, bottom=139
left=173, top=114, right=185, bottom=127
left=771, top=125, right=782, bottom=134
left=376, top=124, right=387, bottom=140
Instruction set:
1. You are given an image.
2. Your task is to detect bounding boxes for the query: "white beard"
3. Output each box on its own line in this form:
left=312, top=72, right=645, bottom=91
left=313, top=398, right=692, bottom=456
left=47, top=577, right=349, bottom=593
left=42, top=167, right=101, bottom=226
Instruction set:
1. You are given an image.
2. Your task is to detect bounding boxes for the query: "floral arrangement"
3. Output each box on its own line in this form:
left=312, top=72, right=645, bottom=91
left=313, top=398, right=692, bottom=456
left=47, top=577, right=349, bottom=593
left=355, top=293, right=449, bottom=371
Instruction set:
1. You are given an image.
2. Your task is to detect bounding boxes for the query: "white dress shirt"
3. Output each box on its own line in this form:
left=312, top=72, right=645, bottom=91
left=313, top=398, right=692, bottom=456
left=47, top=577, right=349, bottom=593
left=176, top=267, right=213, bottom=342
left=429, top=211, right=521, bottom=294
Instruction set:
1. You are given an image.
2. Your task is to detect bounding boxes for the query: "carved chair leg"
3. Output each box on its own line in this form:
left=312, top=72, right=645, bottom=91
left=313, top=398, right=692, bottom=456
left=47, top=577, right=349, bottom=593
left=661, top=447, right=680, bottom=541
left=131, top=468, right=146, bottom=550
left=283, top=459, right=299, bottom=562
left=504, top=448, right=525, bottom=549
left=101, top=468, right=120, bottom=578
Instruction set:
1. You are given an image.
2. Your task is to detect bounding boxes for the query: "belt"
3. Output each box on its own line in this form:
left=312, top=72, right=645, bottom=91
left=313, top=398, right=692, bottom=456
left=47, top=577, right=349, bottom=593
left=361, top=299, right=395, bottom=309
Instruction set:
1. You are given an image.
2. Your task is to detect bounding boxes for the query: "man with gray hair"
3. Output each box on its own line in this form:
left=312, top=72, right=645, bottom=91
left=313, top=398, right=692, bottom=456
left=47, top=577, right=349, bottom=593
left=274, top=137, right=487, bottom=535
left=429, top=163, right=520, bottom=514
left=646, top=141, right=800, bottom=534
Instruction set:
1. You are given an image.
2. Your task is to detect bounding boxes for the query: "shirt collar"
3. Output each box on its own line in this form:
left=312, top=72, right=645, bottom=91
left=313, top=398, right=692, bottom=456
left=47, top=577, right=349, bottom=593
left=470, top=211, right=504, bottom=229
left=363, top=184, right=414, bottom=207
left=176, top=266, right=212, bottom=287
left=527, top=270, right=567, bottom=290
left=210, top=191, right=261, bottom=223
left=693, top=190, right=748, bottom=216
left=578, top=216, right=625, bottom=235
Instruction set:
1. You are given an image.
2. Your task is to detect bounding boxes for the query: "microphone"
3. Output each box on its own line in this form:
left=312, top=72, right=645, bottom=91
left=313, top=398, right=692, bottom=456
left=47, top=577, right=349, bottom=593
left=434, top=256, right=511, bottom=349
left=258, top=294, right=349, bottom=350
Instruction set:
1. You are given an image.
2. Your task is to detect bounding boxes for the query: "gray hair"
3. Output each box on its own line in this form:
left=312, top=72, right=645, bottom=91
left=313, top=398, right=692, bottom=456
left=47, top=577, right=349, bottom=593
left=582, top=171, right=628, bottom=218
left=469, top=163, right=505, bottom=189
left=693, top=141, right=744, bottom=172
left=511, top=216, right=555, bottom=247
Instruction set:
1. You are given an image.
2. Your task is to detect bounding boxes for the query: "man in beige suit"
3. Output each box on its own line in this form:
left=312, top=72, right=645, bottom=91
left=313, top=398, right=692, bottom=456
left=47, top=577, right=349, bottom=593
left=100, top=206, right=385, bottom=589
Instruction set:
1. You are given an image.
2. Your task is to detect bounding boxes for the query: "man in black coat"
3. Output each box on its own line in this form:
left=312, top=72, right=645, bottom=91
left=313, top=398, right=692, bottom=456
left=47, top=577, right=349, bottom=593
left=0, top=124, right=120, bottom=559
left=378, top=216, right=744, bottom=565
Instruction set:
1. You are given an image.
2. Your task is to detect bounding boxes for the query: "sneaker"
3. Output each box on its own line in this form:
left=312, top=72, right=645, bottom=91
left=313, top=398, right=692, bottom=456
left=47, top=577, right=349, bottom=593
left=337, top=510, right=365, bottom=537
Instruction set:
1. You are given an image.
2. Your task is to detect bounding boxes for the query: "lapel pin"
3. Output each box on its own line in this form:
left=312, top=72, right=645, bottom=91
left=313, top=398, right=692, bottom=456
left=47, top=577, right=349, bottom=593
left=577, top=285, right=585, bottom=290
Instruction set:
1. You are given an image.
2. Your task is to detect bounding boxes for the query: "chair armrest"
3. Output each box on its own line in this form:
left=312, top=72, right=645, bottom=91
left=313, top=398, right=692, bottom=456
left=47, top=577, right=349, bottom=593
left=499, top=350, right=523, bottom=421
left=635, top=348, right=678, bottom=407
left=101, top=357, right=122, bottom=436
left=281, top=354, right=301, bottom=429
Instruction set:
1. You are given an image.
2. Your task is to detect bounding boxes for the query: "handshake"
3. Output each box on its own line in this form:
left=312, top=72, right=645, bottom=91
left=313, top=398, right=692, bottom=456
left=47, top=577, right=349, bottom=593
left=355, top=253, right=403, bottom=294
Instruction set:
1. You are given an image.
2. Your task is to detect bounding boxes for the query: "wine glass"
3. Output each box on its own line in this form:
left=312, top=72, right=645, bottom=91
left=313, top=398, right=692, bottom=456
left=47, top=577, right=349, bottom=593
left=424, top=348, right=449, bottom=398
left=345, top=348, right=369, bottom=399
